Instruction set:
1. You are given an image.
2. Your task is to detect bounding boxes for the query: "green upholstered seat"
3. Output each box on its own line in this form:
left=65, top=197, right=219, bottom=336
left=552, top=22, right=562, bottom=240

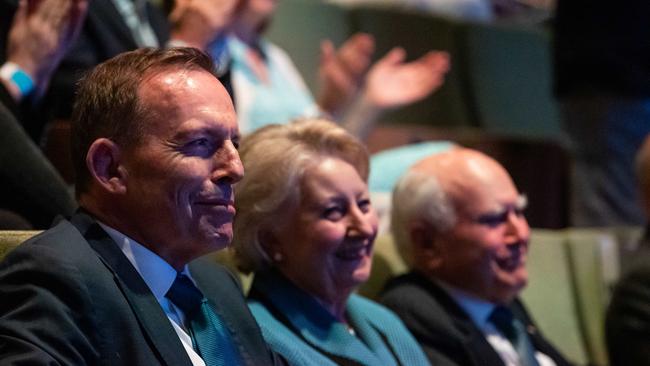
left=459, top=22, right=564, bottom=141
left=0, top=230, right=41, bottom=260
left=357, top=233, right=408, bottom=300
left=521, top=229, right=587, bottom=365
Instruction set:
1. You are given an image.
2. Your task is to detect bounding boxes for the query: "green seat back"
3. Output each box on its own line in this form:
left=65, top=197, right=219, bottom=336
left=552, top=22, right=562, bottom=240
left=350, top=7, right=477, bottom=127
left=521, top=229, right=587, bottom=365
left=460, top=22, right=564, bottom=141
left=266, top=0, right=352, bottom=94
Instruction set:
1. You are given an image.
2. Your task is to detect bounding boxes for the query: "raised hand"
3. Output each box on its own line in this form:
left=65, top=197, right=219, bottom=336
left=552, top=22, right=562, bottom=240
left=6, top=0, right=88, bottom=96
left=363, top=48, right=450, bottom=109
left=318, top=33, right=374, bottom=118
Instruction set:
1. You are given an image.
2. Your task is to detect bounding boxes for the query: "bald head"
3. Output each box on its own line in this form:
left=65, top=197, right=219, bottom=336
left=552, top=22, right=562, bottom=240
left=391, top=147, right=531, bottom=304
left=410, top=148, right=518, bottom=217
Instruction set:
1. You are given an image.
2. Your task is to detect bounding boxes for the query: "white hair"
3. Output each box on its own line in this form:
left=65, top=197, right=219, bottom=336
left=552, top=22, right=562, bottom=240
left=390, top=168, right=456, bottom=268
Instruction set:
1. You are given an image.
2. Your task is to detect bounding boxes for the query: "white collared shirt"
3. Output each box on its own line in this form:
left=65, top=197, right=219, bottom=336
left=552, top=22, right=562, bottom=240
left=98, top=223, right=206, bottom=366
left=438, top=281, right=556, bottom=366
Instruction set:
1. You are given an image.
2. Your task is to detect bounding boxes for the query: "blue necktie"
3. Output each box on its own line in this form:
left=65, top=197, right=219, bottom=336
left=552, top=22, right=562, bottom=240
left=166, top=273, right=241, bottom=366
left=489, top=306, right=539, bottom=366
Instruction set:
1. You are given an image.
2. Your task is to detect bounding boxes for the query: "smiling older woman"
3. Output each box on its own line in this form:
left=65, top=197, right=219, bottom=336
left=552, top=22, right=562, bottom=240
left=232, top=119, right=430, bottom=366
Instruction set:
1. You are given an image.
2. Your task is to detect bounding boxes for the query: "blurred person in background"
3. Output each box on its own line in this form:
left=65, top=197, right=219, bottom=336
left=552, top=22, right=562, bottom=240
left=554, top=0, right=650, bottom=227
left=0, top=0, right=85, bottom=228
left=214, top=0, right=449, bottom=139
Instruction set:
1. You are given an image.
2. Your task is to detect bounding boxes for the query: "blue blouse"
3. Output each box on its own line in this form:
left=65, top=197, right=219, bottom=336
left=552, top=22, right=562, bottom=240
left=248, top=270, right=430, bottom=366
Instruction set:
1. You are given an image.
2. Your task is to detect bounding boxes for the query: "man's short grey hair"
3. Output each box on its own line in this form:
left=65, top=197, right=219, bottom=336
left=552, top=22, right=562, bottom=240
left=390, top=168, right=456, bottom=267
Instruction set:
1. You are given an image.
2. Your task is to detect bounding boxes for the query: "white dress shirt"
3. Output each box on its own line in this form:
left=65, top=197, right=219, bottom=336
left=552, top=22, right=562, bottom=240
left=438, top=281, right=556, bottom=366
left=98, top=222, right=206, bottom=366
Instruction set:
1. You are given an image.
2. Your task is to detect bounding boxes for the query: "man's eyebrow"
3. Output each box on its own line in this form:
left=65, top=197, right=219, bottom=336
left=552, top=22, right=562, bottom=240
left=173, top=123, right=232, bottom=140
left=516, top=194, right=528, bottom=209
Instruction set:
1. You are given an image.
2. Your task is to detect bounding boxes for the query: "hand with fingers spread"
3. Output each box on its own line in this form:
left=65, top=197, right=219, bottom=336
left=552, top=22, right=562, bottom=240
left=5, top=0, right=87, bottom=96
left=169, top=0, right=238, bottom=50
left=317, top=33, right=374, bottom=118
left=363, top=48, right=450, bottom=109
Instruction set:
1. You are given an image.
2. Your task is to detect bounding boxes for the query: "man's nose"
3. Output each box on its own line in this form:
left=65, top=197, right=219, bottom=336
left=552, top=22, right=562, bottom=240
left=505, top=210, right=530, bottom=244
left=211, top=141, right=244, bottom=184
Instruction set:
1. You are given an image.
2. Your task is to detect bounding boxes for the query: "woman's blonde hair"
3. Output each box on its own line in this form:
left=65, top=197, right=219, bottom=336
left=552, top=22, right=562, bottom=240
left=232, top=118, right=369, bottom=273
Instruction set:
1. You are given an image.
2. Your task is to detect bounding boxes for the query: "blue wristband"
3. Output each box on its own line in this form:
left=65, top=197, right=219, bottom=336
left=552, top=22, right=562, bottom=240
left=0, top=62, right=35, bottom=97
left=10, top=68, right=34, bottom=96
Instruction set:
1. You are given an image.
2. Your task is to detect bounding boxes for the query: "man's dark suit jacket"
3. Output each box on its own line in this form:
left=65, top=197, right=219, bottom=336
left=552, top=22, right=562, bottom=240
left=380, top=271, right=573, bottom=366
left=606, top=247, right=650, bottom=366
left=0, top=94, right=76, bottom=228
left=0, top=211, right=285, bottom=365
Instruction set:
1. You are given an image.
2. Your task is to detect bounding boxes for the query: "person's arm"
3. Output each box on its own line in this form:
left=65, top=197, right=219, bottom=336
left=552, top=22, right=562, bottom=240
left=342, top=48, right=450, bottom=141
left=317, top=33, right=375, bottom=119
left=2, top=0, right=87, bottom=103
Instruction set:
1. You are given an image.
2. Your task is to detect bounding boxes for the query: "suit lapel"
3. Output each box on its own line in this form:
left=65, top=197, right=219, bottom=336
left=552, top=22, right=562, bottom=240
left=70, top=212, right=193, bottom=366
left=418, top=276, right=506, bottom=366
left=512, top=300, right=572, bottom=366
left=190, top=258, right=273, bottom=366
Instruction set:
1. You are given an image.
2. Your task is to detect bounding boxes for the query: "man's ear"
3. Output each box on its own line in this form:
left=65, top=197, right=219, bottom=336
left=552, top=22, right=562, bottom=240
left=410, top=221, right=443, bottom=271
left=86, top=138, right=128, bottom=194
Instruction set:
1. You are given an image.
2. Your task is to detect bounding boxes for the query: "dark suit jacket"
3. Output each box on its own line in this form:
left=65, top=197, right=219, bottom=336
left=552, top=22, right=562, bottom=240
left=0, top=211, right=285, bottom=365
left=380, top=271, right=573, bottom=366
left=0, top=97, right=76, bottom=228
left=606, top=247, right=650, bottom=366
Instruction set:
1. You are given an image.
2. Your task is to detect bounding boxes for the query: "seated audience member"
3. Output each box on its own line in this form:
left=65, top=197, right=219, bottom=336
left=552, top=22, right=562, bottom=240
left=607, top=251, right=650, bottom=365
left=0, top=0, right=84, bottom=228
left=0, top=47, right=285, bottom=365
left=381, top=148, right=572, bottom=366
left=218, top=0, right=449, bottom=138
left=606, top=134, right=650, bottom=365
left=634, top=134, right=650, bottom=247
left=232, top=119, right=430, bottom=365
left=2, top=0, right=233, bottom=140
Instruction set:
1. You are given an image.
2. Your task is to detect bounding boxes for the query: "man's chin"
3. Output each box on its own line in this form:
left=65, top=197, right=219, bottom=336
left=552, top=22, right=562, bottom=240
left=198, top=223, right=233, bottom=251
left=493, top=278, right=527, bottom=304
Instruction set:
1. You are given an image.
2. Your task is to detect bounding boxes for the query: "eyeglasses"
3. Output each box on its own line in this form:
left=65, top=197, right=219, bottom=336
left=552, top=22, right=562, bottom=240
left=474, top=194, right=527, bottom=228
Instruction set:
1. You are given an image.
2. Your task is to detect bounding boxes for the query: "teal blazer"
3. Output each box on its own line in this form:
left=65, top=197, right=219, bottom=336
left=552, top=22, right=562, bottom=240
left=248, top=270, right=430, bottom=366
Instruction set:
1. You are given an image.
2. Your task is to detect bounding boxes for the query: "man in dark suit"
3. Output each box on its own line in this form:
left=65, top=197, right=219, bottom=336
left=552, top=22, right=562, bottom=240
left=606, top=135, right=650, bottom=365
left=381, top=148, right=573, bottom=366
left=0, top=47, right=285, bottom=365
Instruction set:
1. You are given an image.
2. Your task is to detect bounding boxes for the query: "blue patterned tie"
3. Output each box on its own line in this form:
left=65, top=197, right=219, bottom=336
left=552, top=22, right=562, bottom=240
left=489, top=306, right=539, bottom=366
left=166, top=273, right=241, bottom=366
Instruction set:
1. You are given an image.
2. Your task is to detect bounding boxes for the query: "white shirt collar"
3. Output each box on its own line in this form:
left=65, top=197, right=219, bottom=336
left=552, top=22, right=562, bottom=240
left=436, top=279, right=496, bottom=328
left=97, top=222, right=182, bottom=301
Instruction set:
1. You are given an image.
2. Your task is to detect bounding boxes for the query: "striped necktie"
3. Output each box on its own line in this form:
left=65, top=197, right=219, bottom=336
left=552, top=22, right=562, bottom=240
left=489, top=306, right=539, bottom=366
left=166, top=273, right=241, bottom=366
